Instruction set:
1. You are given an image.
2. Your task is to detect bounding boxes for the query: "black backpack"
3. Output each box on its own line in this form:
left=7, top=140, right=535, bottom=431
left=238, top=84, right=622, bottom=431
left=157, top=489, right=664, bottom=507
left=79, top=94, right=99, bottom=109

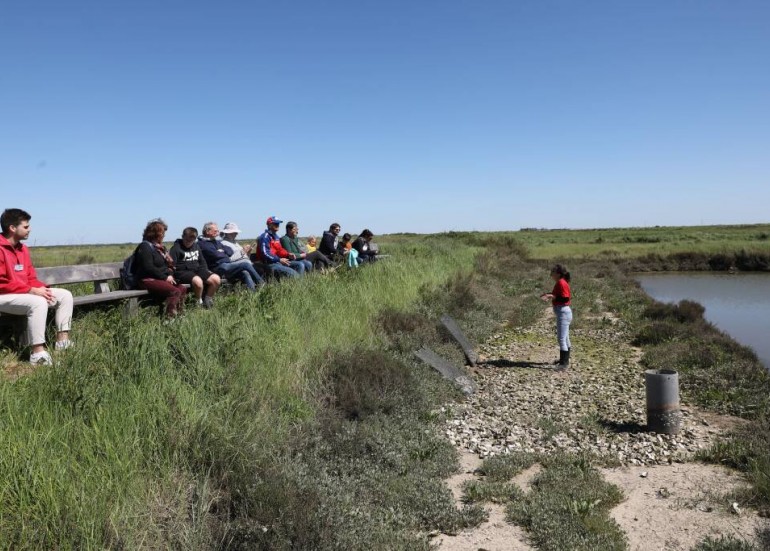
left=119, top=242, right=148, bottom=290
left=119, top=252, right=138, bottom=290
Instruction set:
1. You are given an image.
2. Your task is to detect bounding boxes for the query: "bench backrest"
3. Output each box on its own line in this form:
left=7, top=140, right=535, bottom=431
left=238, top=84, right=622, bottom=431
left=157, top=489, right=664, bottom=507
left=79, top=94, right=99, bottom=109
left=36, top=262, right=122, bottom=293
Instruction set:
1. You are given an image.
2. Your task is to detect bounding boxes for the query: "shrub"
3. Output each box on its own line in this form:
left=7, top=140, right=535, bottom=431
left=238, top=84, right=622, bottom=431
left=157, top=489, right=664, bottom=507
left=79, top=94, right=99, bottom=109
left=642, top=300, right=705, bottom=323
left=634, top=320, right=693, bottom=345
left=326, top=348, right=413, bottom=421
left=377, top=308, right=440, bottom=352
left=691, top=534, right=757, bottom=551
left=478, top=452, right=539, bottom=482
left=506, top=455, right=627, bottom=551
left=735, top=250, right=770, bottom=271
left=462, top=479, right=523, bottom=504
left=74, top=253, right=96, bottom=265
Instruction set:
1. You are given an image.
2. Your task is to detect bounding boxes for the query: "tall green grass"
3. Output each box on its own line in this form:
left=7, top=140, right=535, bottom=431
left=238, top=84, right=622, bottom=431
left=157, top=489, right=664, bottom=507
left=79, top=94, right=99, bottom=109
left=0, top=239, right=479, bottom=549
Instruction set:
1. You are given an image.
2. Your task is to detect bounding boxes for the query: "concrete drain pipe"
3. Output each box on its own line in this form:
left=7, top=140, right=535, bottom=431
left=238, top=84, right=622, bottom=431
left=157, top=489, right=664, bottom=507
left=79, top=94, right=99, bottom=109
left=645, top=369, right=682, bottom=435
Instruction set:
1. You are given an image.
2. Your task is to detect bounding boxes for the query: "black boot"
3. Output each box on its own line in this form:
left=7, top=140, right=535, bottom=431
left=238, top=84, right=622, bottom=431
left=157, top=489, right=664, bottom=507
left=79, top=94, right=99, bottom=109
left=556, top=350, right=570, bottom=370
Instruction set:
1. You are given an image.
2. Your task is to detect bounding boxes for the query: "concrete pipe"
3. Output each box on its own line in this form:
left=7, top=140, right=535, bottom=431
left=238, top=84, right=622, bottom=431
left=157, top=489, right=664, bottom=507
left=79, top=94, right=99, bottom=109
left=645, top=369, right=682, bottom=435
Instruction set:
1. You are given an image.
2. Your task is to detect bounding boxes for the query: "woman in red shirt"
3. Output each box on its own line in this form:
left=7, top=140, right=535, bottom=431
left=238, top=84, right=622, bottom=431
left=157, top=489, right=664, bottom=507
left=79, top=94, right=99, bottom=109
left=540, top=264, right=572, bottom=369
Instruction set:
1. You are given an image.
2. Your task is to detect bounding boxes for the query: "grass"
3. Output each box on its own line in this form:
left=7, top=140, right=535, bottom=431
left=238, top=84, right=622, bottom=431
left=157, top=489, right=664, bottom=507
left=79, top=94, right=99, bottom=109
left=3, top=224, right=770, bottom=548
left=379, top=224, right=769, bottom=262
left=1, top=238, right=486, bottom=549
left=28, top=223, right=770, bottom=268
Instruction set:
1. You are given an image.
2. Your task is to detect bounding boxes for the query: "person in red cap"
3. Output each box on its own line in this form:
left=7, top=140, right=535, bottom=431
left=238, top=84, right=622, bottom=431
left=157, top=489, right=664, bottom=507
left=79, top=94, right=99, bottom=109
left=255, top=216, right=304, bottom=279
left=0, top=208, right=74, bottom=365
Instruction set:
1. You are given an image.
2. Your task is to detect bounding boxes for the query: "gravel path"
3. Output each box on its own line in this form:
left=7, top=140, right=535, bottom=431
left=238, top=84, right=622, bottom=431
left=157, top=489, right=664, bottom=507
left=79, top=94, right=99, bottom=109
left=442, top=308, right=741, bottom=466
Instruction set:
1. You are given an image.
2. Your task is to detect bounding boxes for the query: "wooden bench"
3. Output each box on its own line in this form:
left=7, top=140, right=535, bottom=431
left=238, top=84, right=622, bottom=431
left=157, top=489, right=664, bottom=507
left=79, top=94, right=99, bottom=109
left=36, top=262, right=150, bottom=317
left=0, top=262, right=148, bottom=342
left=1, top=260, right=258, bottom=327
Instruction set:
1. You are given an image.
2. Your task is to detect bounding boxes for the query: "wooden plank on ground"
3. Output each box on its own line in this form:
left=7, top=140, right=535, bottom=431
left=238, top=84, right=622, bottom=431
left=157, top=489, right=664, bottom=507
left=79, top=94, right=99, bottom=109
left=440, top=315, right=479, bottom=366
left=415, top=346, right=477, bottom=395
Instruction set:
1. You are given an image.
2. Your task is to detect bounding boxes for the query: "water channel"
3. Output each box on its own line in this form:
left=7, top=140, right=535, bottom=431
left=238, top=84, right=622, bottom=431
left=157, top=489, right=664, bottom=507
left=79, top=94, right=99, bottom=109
left=636, top=273, right=770, bottom=369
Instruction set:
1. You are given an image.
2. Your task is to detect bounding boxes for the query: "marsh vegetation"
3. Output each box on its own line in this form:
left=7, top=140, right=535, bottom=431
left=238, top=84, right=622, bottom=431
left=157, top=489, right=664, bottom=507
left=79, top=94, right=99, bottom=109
left=1, top=225, right=769, bottom=549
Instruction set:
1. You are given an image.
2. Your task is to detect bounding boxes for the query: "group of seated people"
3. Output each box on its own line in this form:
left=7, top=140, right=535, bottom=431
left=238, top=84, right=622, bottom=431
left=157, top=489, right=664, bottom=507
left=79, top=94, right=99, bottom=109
left=133, top=216, right=379, bottom=318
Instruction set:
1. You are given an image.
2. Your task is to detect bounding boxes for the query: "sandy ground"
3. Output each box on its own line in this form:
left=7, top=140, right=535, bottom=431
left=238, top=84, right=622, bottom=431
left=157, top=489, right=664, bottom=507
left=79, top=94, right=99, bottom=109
left=435, top=309, right=769, bottom=550
left=437, top=451, right=769, bottom=551
left=434, top=451, right=535, bottom=551
left=602, top=463, right=769, bottom=551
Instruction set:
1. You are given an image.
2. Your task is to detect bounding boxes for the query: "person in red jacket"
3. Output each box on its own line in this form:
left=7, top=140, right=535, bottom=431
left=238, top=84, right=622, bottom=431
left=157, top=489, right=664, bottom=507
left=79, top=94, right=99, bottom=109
left=255, top=217, right=303, bottom=279
left=540, top=264, right=572, bottom=370
left=0, top=208, right=74, bottom=365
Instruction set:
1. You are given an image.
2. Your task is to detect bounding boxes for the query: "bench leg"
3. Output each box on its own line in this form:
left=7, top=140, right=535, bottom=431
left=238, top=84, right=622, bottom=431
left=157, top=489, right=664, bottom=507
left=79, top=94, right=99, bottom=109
left=123, top=298, right=139, bottom=319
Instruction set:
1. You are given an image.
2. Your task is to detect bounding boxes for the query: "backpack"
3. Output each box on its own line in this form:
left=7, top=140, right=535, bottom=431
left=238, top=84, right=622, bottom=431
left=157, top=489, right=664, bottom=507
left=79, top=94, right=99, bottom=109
left=119, top=252, right=138, bottom=290
left=119, top=242, right=148, bottom=290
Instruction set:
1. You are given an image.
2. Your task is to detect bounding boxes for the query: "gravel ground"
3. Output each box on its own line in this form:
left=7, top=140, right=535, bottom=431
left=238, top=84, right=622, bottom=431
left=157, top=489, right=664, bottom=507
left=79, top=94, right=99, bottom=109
left=442, top=309, right=739, bottom=466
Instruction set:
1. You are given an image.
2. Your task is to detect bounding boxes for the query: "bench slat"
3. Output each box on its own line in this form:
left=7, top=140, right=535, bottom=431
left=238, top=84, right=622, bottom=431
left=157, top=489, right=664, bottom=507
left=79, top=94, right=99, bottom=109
left=72, top=290, right=149, bottom=306
left=36, top=262, right=123, bottom=286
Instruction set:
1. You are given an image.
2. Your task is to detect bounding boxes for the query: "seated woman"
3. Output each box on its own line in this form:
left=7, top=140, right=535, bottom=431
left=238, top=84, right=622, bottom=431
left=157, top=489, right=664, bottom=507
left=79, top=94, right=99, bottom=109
left=352, top=229, right=378, bottom=263
left=170, top=227, right=221, bottom=308
left=134, top=218, right=187, bottom=319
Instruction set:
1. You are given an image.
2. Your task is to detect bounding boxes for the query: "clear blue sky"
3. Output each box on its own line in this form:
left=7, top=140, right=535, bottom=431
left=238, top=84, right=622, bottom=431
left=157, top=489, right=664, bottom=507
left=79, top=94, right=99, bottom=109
left=2, top=1, right=769, bottom=245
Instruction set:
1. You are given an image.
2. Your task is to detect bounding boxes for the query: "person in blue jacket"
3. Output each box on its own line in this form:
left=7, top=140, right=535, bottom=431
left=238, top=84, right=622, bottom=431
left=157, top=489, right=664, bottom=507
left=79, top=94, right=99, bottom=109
left=198, top=221, right=264, bottom=290
left=255, top=216, right=304, bottom=279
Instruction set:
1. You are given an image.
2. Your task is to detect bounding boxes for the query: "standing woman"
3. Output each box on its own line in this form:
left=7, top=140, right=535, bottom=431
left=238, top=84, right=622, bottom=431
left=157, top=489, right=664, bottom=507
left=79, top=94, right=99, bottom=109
left=135, top=218, right=188, bottom=319
left=541, top=264, right=572, bottom=369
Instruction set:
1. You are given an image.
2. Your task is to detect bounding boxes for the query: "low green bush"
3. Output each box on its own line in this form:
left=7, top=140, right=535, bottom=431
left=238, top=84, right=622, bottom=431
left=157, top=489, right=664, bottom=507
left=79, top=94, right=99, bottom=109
left=691, top=535, right=758, bottom=551
left=506, top=455, right=627, bottom=551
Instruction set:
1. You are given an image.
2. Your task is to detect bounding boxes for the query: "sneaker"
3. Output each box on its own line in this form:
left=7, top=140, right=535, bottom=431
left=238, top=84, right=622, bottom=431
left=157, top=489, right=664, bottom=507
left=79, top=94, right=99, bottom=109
left=55, top=339, right=74, bottom=351
left=30, top=350, right=53, bottom=365
left=202, top=296, right=214, bottom=309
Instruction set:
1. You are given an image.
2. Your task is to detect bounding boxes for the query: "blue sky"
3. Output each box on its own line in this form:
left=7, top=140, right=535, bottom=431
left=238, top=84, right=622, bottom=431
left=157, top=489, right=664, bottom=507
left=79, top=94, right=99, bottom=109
left=2, top=1, right=769, bottom=244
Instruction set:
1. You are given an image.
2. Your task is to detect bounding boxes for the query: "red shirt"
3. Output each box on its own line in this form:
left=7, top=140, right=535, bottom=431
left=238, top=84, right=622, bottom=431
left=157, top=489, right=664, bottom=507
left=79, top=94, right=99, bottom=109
left=551, top=278, right=571, bottom=307
left=0, top=235, right=46, bottom=294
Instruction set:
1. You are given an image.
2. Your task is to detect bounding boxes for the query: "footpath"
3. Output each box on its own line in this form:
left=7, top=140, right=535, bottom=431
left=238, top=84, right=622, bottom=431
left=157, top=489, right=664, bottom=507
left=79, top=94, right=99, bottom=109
left=436, top=308, right=769, bottom=551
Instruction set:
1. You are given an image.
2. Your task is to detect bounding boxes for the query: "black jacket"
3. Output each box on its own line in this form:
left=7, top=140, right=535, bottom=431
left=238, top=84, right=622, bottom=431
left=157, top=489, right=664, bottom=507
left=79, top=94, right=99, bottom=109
left=319, top=230, right=338, bottom=257
left=134, top=241, right=172, bottom=280
left=169, top=239, right=209, bottom=273
left=352, top=237, right=376, bottom=259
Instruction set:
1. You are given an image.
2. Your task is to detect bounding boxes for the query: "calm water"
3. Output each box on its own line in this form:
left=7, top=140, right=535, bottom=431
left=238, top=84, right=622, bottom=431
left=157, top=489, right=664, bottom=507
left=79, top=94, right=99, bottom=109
left=637, top=273, right=770, bottom=369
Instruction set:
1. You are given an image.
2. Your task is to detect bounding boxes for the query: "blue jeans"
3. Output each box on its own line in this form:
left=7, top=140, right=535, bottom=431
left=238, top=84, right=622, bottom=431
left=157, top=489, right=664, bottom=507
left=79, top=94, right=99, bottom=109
left=293, top=259, right=313, bottom=274
left=265, top=262, right=300, bottom=279
left=554, top=305, right=572, bottom=351
left=217, top=260, right=264, bottom=290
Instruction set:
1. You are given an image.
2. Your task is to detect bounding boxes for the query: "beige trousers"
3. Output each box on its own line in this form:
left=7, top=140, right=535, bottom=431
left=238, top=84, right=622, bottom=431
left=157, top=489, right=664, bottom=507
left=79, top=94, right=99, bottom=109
left=0, top=288, right=73, bottom=346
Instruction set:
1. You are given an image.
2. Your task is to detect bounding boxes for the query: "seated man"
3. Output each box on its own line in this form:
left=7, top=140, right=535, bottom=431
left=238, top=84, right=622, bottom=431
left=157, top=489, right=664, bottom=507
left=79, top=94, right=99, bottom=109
left=279, top=222, right=313, bottom=274
left=198, top=221, right=264, bottom=291
left=0, top=208, right=73, bottom=365
left=319, top=223, right=342, bottom=260
left=170, top=227, right=221, bottom=308
left=255, top=217, right=304, bottom=279
left=352, top=229, right=378, bottom=263
left=220, top=222, right=268, bottom=280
